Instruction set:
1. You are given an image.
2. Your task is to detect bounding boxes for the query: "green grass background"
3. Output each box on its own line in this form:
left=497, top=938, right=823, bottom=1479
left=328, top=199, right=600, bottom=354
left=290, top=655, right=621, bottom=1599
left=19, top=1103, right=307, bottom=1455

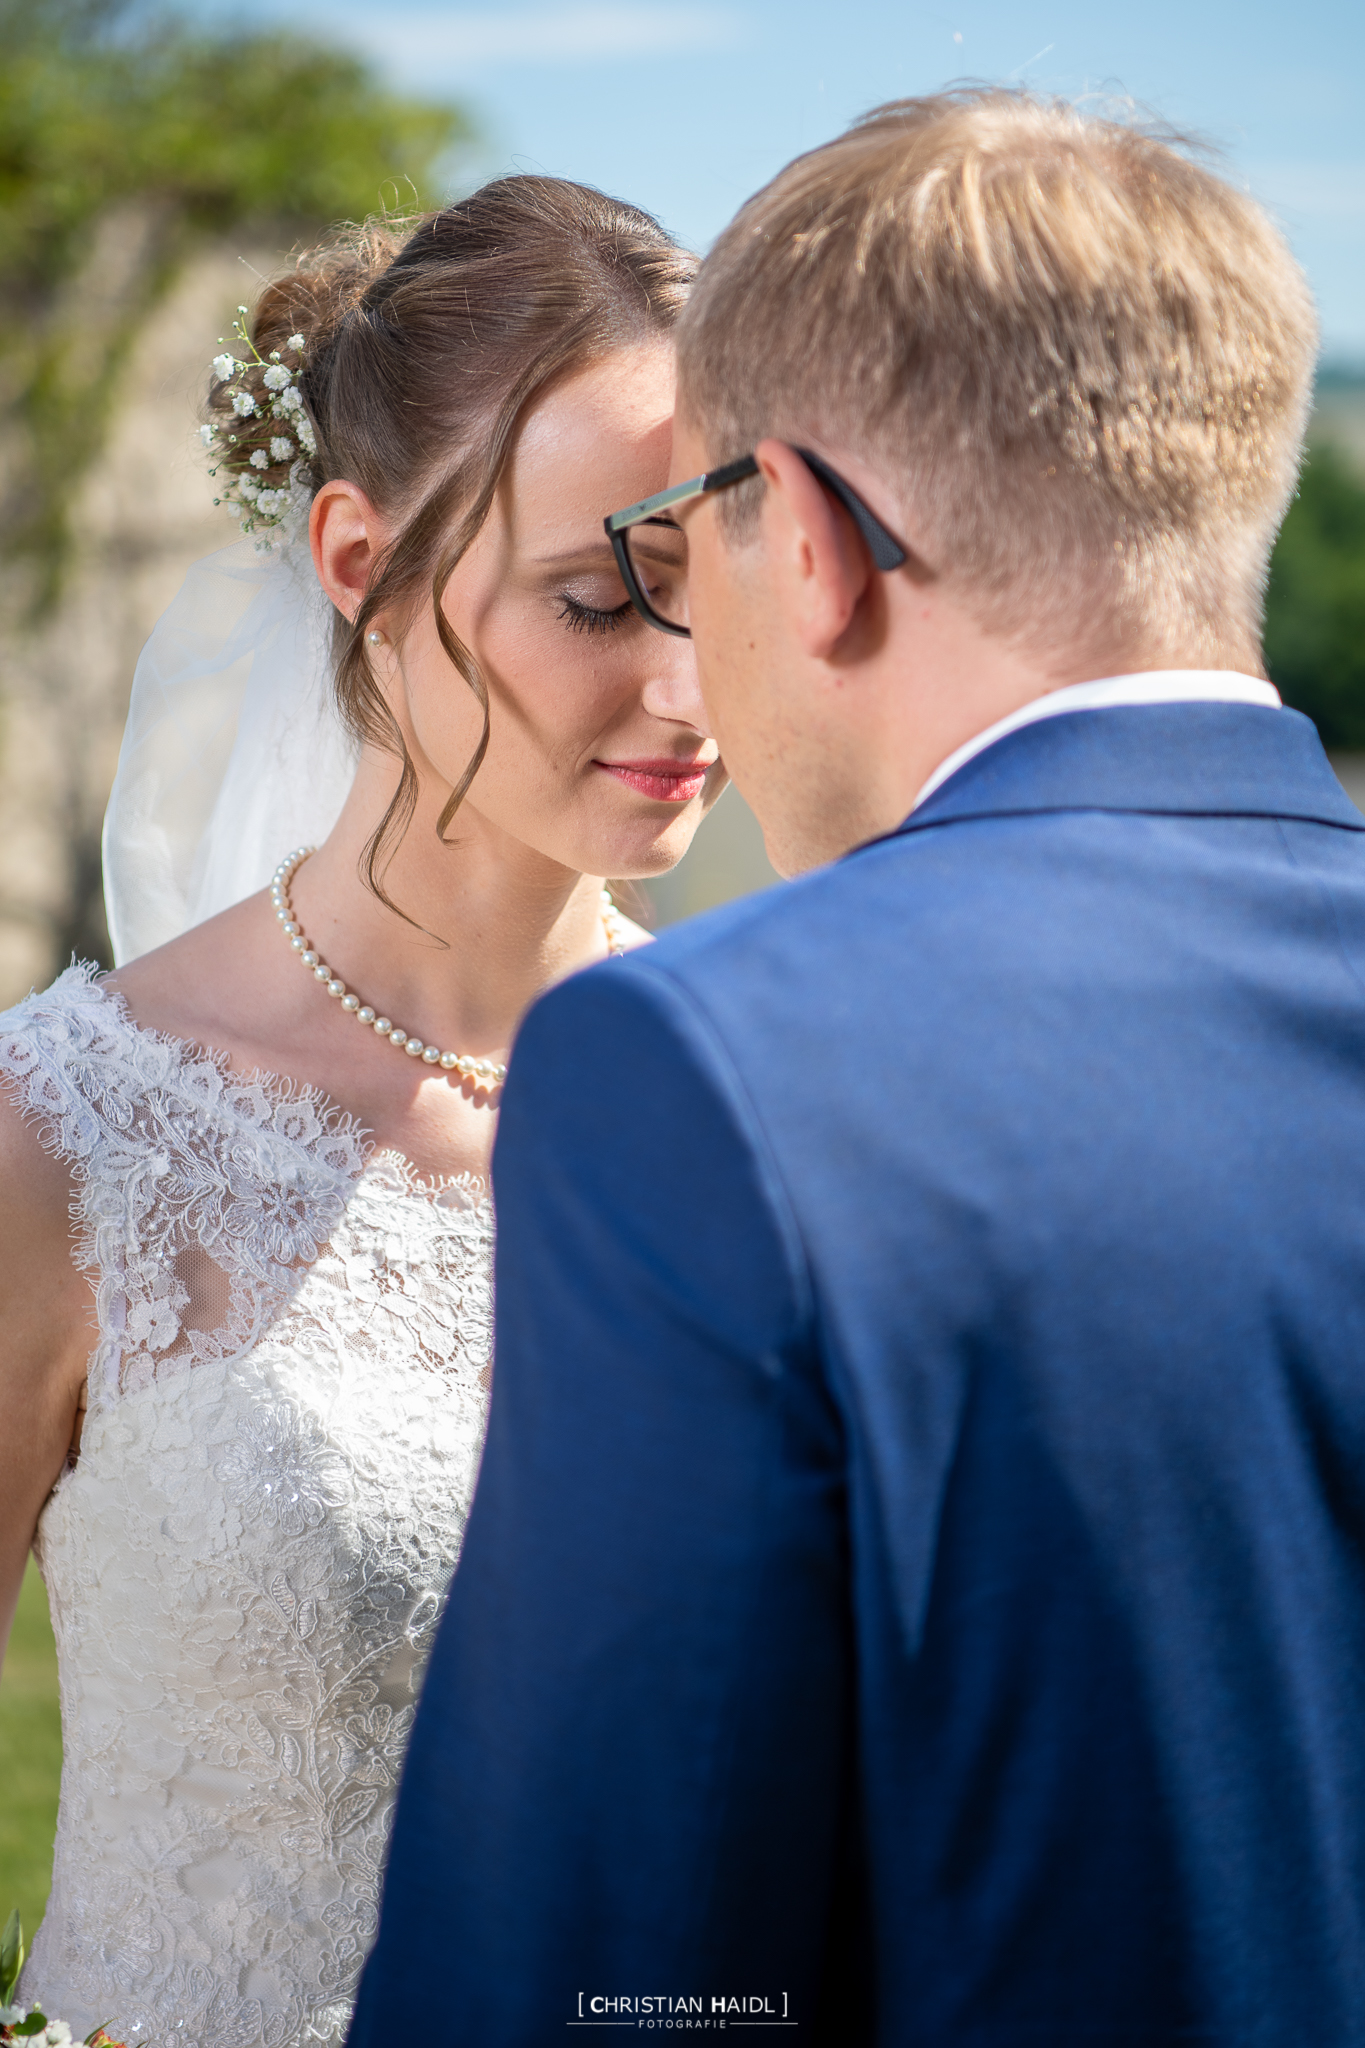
left=0, top=1560, right=61, bottom=1944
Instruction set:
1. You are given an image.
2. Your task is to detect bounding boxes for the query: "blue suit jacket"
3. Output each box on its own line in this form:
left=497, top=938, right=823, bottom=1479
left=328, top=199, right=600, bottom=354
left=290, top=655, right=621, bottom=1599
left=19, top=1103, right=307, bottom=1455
left=350, top=705, right=1365, bottom=2045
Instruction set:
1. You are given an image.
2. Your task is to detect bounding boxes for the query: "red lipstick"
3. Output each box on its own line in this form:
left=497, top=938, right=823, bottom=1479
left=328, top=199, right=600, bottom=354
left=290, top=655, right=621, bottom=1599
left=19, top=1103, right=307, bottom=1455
left=595, top=757, right=711, bottom=802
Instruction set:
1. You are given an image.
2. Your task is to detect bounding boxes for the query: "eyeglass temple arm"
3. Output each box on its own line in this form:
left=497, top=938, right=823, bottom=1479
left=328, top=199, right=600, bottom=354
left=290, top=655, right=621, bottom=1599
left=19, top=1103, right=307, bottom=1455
left=699, top=453, right=761, bottom=494
left=604, top=445, right=905, bottom=569
left=794, top=448, right=907, bottom=572
left=606, top=454, right=760, bottom=533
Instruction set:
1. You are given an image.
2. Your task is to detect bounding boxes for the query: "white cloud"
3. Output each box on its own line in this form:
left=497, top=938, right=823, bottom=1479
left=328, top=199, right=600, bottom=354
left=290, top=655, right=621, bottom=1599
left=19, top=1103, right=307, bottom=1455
left=354, top=5, right=746, bottom=68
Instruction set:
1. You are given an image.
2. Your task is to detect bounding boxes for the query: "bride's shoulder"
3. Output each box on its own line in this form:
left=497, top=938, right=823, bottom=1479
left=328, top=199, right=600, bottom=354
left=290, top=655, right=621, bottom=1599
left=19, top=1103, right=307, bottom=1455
left=0, top=1036, right=73, bottom=1196
left=0, top=969, right=101, bottom=1277
left=104, top=893, right=267, bottom=1049
left=0, top=907, right=268, bottom=1165
left=0, top=1050, right=97, bottom=1598
left=0, top=962, right=167, bottom=1193
left=0, top=1067, right=80, bottom=1268
left=0, top=961, right=124, bottom=1097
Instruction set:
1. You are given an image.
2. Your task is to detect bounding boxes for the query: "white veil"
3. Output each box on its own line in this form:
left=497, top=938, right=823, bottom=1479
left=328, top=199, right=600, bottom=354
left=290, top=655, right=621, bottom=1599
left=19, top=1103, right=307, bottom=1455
left=103, top=528, right=359, bottom=965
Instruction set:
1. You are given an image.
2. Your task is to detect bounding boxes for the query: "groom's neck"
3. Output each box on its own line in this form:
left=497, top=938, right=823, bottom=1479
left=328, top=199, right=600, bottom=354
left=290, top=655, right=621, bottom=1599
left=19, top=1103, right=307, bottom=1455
left=735, top=594, right=1179, bottom=880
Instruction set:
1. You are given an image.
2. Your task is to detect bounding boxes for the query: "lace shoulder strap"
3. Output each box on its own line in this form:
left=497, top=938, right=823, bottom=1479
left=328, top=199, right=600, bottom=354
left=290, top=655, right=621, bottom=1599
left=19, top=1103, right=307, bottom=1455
left=0, top=963, right=141, bottom=1179
left=0, top=964, right=367, bottom=1405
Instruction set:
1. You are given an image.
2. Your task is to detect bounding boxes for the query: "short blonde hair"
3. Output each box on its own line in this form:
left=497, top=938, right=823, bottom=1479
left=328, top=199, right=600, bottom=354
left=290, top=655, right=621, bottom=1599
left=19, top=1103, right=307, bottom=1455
left=677, top=91, right=1318, bottom=672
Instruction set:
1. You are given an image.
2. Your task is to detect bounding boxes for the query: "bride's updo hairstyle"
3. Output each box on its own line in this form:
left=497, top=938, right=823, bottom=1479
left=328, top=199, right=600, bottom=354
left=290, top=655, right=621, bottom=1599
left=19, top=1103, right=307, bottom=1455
left=208, top=177, right=695, bottom=905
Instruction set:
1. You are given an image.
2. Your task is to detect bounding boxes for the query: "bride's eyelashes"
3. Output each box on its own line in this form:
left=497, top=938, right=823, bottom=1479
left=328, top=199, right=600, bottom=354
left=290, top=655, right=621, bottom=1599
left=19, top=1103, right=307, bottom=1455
left=557, top=593, right=632, bottom=635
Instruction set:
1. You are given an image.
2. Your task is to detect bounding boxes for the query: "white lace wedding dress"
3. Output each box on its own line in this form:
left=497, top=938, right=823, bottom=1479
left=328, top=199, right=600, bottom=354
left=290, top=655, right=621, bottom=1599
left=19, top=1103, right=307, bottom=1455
left=0, top=965, right=493, bottom=2048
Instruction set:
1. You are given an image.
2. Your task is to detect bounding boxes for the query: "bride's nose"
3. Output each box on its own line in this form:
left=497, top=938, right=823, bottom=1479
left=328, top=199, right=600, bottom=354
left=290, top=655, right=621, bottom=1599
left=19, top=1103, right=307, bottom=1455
left=640, top=641, right=712, bottom=737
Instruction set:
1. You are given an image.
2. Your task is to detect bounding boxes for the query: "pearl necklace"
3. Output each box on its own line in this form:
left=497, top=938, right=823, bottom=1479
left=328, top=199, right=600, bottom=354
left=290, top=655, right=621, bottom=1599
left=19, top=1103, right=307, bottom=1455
left=271, top=846, right=628, bottom=1087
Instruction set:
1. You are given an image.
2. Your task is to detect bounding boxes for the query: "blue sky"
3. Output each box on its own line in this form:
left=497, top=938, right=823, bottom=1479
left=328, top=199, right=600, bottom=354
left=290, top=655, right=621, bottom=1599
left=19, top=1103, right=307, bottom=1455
left=193, top=0, right=1365, bottom=360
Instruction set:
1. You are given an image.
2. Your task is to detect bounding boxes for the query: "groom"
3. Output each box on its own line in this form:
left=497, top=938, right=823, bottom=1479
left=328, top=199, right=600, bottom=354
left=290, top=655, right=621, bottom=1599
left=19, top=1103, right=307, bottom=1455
left=351, top=93, right=1365, bottom=2043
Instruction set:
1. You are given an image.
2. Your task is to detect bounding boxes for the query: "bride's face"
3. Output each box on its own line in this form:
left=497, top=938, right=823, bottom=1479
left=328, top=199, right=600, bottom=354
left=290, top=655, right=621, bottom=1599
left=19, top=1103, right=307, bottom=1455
left=383, top=345, right=723, bottom=880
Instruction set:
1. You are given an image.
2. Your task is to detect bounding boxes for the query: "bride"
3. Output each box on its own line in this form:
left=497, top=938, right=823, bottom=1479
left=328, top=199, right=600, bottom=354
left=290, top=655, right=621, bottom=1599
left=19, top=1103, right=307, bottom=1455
left=0, top=176, right=716, bottom=2047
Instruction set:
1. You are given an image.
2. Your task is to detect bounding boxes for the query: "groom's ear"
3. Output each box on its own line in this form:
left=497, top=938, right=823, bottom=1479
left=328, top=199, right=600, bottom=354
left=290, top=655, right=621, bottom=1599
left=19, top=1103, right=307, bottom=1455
left=754, top=439, right=875, bottom=661
left=311, top=482, right=386, bottom=625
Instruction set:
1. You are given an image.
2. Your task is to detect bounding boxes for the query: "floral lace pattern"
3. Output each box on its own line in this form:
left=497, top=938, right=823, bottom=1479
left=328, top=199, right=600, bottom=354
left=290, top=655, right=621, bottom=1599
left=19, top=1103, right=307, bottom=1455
left=0, top=968, right=492, bottom=2048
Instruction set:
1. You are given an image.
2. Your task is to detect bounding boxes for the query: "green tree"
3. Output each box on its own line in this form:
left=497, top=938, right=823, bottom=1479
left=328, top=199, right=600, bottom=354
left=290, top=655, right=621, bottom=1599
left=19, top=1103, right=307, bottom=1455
left=0, top=0, right=471, bottom=608
left=0, top=0, right=471, bottom=974
left=1264, top=440, right=1365, bottom=748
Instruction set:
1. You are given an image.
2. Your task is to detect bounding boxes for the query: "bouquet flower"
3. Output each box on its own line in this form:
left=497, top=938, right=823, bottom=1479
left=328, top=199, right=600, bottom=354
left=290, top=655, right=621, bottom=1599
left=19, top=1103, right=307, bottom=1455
left=0, top=1914, right=132, bottom=2048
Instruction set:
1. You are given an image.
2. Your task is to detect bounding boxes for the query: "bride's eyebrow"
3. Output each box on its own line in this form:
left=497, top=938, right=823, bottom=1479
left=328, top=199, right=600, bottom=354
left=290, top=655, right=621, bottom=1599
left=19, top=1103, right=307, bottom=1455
left=528, top=541, right=619, bottom=569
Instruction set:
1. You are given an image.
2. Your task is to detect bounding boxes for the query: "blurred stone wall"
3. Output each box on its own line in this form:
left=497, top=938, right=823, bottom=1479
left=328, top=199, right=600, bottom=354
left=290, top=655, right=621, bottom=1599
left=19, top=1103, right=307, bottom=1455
left=640, top=786, right=780, bottom=926
left=0, top=240, right=268, bottom=1008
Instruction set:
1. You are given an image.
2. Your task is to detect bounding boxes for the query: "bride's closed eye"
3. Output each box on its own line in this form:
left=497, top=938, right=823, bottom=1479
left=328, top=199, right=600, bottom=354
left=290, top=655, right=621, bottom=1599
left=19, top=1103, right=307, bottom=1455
left=557, top=593, right=633, bottom=635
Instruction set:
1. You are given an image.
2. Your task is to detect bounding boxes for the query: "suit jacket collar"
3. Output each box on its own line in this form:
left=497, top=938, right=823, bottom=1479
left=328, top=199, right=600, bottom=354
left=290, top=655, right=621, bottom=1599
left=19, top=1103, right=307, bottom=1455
left=890, top=703, right=1364, bottom=839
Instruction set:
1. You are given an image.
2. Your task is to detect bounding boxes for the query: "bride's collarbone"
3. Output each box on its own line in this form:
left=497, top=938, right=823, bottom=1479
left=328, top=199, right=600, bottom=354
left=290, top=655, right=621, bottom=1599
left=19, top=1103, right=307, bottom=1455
left=105, top=913, right=503, bottom=1188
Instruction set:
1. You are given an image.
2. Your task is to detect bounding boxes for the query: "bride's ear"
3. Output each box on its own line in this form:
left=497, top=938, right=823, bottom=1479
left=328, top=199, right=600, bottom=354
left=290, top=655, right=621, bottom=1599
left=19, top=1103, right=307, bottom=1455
left=310, top=482, right=387, bottom=625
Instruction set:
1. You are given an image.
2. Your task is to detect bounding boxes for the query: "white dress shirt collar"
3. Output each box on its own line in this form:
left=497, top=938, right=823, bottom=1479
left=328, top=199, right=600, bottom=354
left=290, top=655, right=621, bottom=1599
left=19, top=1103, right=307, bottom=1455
left=913, top=671, right=1283, bottom=811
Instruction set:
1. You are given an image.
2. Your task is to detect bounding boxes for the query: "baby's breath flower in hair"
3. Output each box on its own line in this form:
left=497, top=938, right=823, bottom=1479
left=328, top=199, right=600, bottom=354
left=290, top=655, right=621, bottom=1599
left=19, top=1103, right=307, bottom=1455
left=201, top=307, right=317, bottom=548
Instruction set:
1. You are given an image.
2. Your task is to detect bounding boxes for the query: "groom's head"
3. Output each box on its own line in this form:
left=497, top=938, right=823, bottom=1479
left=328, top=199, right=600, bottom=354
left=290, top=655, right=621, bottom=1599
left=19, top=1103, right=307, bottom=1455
left=671, top=90, right=1318, bottom=873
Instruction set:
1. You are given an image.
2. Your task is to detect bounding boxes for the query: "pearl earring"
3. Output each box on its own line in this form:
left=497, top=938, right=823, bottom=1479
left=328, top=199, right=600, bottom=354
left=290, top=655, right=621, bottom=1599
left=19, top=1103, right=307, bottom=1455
left=366, top=629, right=385, bottom=646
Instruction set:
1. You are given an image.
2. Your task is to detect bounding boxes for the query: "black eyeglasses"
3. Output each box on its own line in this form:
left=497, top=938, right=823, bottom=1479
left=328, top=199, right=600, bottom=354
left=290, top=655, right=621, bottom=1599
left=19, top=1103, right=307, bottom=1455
left=604, top=448, right=908, bottom=637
